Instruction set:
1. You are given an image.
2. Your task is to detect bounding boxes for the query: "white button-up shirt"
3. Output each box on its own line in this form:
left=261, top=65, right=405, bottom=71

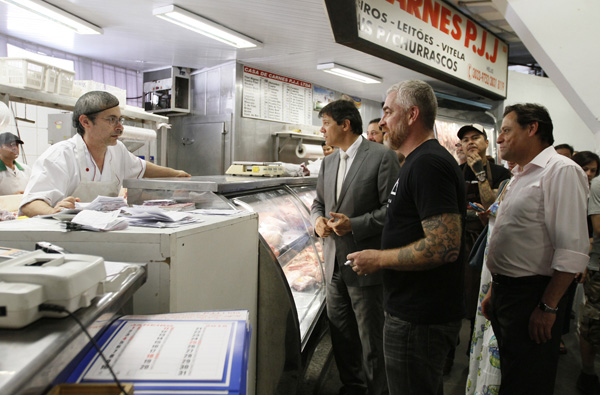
left=487, top=146, right=589, bottom=277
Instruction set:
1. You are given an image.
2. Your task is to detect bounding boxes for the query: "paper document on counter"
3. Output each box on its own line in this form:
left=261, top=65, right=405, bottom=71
left=76, top=196, right=128, bottom=211
left=71, top=210, right=128, bottom=231
left=121, top=206, right=202, bottom=228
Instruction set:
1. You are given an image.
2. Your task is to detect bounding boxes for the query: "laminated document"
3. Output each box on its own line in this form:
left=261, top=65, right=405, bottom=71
left=66, top=311, right=251, bottom=395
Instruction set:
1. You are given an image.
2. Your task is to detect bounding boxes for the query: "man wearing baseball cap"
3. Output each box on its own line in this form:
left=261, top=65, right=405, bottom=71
left=457, top=123, right=511, bottom=361
left=20, top=91, right=190, bottom=217
left=0, top=132, right=31, bottom=195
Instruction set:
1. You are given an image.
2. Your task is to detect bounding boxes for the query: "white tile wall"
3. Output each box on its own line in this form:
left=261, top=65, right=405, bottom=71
left=6, top=103, right=65, bottom=166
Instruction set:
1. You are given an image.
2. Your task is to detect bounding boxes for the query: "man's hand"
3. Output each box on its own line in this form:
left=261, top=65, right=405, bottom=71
left=529, top=308, right=556, bottom=344
left=315, top=216, right=332, bottom=238
left=466, top=151, right=484, bottom=174
left=481, top=285, right=492, bottom=319
left=327, top=212, right=352, bottom=236
left=54, top=196, right=80, bottom=212
left=347, top=249, right=382, bottom=275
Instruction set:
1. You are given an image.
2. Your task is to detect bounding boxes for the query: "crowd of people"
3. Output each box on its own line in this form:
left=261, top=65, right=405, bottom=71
left=311, top=81, right=597, bottom=395
left=1, top=84, right=598, bottom=395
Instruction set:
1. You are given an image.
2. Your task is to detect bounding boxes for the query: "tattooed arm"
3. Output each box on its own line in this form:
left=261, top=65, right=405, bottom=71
left=347, top=213, right=462, bottom=274
left=477, top=179, right=497, bottom=209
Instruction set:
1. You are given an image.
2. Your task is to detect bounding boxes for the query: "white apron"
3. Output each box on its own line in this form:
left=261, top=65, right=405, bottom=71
left=71, top=138, right=120, bottom=202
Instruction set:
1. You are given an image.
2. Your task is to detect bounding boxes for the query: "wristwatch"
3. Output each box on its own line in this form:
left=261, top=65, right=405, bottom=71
left=538, top=301, right=558, bottom=314
left=476, top=171, right=487, bottom=183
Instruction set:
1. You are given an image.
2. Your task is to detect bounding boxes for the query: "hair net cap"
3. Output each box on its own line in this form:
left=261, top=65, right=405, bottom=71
left=72, top=91, right=120, bottom=128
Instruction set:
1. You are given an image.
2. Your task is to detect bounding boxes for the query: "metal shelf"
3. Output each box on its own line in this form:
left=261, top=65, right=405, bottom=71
left=272, top=131, right=324, bottom=161
left=0, top=83, right=172, bottom=166
left=0, top=83, right=168, bottom=123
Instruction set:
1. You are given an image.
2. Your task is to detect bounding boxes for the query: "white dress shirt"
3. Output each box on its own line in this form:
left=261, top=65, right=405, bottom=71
left=339, top=135, right=363, bottom=178
left=21, top=134, right=146, bottom=209
left=487, top=146, right=589, bottom=277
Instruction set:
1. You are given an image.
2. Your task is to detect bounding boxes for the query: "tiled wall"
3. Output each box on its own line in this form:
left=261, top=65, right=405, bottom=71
left=6, top=102, right=65, bottom=166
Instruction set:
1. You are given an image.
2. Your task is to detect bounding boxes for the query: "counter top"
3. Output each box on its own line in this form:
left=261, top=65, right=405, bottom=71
left=0, top=261, right=147, bottom=395
left=123, top=175, right=317, bottom=194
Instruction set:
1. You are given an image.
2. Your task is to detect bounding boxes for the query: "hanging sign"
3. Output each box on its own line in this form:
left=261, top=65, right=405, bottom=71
left=325, top=0, right=509, bottom=99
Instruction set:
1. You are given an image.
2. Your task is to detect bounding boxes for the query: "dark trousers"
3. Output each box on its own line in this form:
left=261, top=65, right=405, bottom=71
left=489, top=275, right=567, bottom=395
left=327, top=264, right=388, bottom=395
left=383, top=313, right=461, bottom=395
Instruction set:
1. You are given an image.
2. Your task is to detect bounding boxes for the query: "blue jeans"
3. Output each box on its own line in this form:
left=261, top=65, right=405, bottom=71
left=383, top=313, right=461, bottom=395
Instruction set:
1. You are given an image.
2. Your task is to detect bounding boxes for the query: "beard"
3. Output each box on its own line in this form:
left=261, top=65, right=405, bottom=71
left=387, top=124, right=408, bottom=151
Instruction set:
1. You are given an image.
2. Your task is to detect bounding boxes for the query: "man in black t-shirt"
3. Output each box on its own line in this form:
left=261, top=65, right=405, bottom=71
left=349, top=80, right=466, bottom=395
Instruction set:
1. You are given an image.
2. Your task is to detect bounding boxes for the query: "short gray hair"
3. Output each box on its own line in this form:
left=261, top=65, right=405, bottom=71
left=386, top=80, right=437, bottom=130
left=72, top=91, right=119, bottom=136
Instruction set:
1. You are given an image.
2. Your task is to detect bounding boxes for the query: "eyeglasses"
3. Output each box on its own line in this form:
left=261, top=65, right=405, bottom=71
left=101, top=116, right=125, bottom=127
left=2, top=141, right=19, bottom=148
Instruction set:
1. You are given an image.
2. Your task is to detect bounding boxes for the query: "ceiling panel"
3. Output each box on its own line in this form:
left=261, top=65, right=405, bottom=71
left=0, top=0, right=535, bottom=103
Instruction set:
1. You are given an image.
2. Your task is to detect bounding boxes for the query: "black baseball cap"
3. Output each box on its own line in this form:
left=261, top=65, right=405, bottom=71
left=457, top=124, right=487, bottom=140
left=0, top=132, right=24, bottom=145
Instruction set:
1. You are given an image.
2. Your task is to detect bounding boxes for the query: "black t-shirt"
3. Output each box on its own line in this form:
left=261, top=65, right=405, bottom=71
left=382, top=139, right=466, bottom=324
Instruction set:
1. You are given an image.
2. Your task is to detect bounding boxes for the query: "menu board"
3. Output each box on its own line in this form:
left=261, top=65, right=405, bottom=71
left=243, top=66, right=313, bottom=124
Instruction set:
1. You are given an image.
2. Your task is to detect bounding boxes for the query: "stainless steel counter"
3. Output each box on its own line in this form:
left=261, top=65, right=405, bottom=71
left=123, top=175, right=317, bottom=194
left=0, top=261, right=147, bottom=395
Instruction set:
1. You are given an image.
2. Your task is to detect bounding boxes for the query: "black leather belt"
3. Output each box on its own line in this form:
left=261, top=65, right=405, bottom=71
left=491, top=273, right=551, bottom=286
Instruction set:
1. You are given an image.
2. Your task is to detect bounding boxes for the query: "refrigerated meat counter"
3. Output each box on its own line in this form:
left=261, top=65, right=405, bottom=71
left=124, top=175, right=325, bottom=395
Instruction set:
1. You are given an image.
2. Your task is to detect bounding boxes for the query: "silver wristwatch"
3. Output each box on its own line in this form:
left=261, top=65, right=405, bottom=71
left=476, top=171, right=487, bottom=183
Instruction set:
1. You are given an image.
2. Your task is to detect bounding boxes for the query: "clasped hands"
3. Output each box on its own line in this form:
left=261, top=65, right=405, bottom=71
left=315, top=212, right=352, bottom=237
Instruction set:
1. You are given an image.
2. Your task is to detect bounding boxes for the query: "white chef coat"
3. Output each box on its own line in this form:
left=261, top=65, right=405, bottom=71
left=0, top=160, right=30, bottom=195
left=21, top=134, right=146, bottom=209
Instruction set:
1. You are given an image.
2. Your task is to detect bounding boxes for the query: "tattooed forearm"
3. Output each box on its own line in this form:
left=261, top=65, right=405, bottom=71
left=393, top=213, right=462, bottom=271
left=478, top=181, right=497, bottom=209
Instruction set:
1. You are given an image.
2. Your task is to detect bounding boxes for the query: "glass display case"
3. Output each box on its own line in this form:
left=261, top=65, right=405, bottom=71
left=124, top=176, right=324, bottom=395
left=231, top=187, right=325, bottom=345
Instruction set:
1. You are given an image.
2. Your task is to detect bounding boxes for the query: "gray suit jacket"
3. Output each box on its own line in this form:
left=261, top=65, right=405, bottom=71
left=311, top=138, right=400, bottom=287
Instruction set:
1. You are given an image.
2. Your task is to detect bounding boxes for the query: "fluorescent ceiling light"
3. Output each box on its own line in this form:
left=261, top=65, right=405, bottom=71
left=153, top=5, right=261, bottom=49
left=0, top=0, right=102, bottom=34
left=317, top=63, right=382, bottom=84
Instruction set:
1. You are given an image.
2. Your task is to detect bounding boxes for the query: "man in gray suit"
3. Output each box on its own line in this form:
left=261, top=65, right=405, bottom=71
left=311, top=99, right=400, bottom=395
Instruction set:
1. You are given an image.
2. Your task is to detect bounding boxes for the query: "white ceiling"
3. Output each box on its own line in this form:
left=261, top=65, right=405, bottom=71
left=0, top=0, right=534, bottom=104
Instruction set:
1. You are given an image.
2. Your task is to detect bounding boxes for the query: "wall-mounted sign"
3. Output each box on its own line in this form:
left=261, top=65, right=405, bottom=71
left=324, top=0, right=508, bottom=99
left=242, top=66, right=313, bottom=124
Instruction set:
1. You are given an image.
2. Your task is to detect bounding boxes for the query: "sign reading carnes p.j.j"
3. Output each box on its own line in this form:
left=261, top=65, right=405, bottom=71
left=325, top=0, right=508, bottom=99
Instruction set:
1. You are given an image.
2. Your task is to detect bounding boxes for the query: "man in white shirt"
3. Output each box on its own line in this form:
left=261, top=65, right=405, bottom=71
left=481, top=103, right=589, bottom=394
left=20, top=91, right=190, bottom=217
left=0, top=132, right=30, bottom=195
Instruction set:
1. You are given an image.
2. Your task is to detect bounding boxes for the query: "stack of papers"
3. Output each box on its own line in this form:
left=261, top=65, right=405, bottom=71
left=71, top=210, right=128, bottom=231
left=121, top=206, right=202, bottom=228
left=76, top=196, right=128, bottom=211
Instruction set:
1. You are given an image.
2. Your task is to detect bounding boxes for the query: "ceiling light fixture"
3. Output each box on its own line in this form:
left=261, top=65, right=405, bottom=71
left=153, top=5, right=261, bottom=49
left=317, top=62, right=382, bottom=84
left=0, top=0, right=102, bottom=34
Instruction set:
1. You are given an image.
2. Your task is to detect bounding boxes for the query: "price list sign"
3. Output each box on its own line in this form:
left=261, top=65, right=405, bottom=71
left=242, top=66, right=313, bottom=124
left=83, top=321, right=233, bottom=381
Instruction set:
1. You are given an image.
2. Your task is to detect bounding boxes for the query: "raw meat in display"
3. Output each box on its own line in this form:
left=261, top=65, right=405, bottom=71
left=291, top=275, right=317, bottom=291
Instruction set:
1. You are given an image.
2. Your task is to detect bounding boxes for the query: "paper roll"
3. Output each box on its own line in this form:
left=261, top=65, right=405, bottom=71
left=296, top=144, right=323, bottom=159
left=120, top=126, right=157, bottom=142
